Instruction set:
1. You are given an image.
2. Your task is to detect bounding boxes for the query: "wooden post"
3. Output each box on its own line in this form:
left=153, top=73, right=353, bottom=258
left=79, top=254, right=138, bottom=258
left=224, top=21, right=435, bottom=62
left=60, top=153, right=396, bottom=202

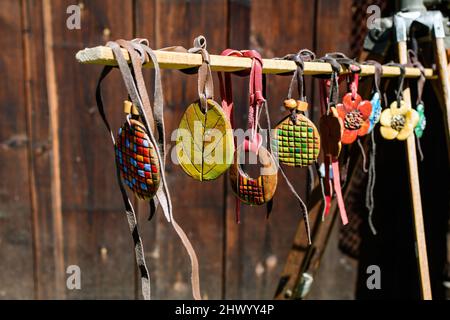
left=433, top=38, right=450, bottom=162
left=397, top=40, right=432, bottom=300
left=43, top=0, right=66, bottom=299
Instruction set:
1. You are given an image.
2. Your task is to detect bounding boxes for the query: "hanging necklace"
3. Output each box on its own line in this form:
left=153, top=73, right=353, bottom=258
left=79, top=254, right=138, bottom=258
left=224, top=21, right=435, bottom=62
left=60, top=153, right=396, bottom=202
left=380, top=62, right=420, bottom=141
left=176, top=36, right=234, bottom=181
left=272, top=49, right=320, bottom=167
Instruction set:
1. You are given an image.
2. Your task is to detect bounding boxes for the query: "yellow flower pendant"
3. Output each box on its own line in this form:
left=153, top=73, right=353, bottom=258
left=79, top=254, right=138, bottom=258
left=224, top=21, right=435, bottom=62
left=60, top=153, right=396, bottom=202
left=379, top=100, right=419, bottom=141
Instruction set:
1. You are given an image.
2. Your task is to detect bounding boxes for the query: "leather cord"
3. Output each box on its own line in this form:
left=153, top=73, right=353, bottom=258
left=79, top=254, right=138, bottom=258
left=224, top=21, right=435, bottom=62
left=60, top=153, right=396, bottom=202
left=408, top=50, right=426, bottom=161
left=217, top=48, right=267, bottom=223
left=385, top=61, right=406, bottom=106
left=408, top=50, right=426, bottom=105
left=318, top=53, right=349, bottom=225
left=96, top=40, right=202, bottom=300
left=364, top=60, right=383, bottom=96
left=361, top=60, right=383, bottom=235
left=278, top=49, right=316, bottom=101
left=95, top=64, right=152, bottom=300
left=327, top=52, right=361, bottom=101
left=273, top=49, right=319, bottom=244
left=159, top=36, right=214, bottom=112
left=120, top=40, right=202, bottom=301
left=320, top=55, right=340, bottom=110
left=187, top=36, right=214, bottom=111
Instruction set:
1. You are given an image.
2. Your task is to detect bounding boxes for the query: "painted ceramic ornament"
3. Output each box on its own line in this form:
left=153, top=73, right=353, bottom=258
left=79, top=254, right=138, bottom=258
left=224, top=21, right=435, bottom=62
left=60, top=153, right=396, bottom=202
left=407, top=49, right=427, bottom=139
left=319, top=106, right=343, bottom=158
left=116, top=118, right=161, bottom=200
left=223, top=49, right=278, bottom=207
left=272, top=99, right=320, bottom=167
left=414, top=103, right=426, bottom=138
left=176, top=99, right=234, bottom=181
left=336, top=93, right=372, bottom=144
left=380, top=100, right=420, bottom=140
left=229, top=145, right=278, bottom=205
left=368, top=92, right=382, bottom=133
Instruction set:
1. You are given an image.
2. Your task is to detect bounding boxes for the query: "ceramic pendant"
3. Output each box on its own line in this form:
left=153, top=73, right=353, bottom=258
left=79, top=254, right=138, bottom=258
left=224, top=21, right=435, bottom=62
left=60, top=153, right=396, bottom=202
left=319, top=106, right=344, bottom=158
left=380, top=100, right=420, bottom=141
left=115, top=118, right=161, bottom=200
left=272, top=103, right=320, bottom=167
left=176, top=99, right=234, bottom=181
left=414, top=103, right=426, bottom=138
left=229, top=145, right=278, bottom=205
left=368, top=92, right=382, bottom=133
left=336, top=93, right=372, bottom=144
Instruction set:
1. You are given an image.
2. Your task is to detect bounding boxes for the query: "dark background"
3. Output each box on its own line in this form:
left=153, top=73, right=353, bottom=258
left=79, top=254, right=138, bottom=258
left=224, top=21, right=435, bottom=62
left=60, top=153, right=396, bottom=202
left=0, top=0, right=448, bottom=300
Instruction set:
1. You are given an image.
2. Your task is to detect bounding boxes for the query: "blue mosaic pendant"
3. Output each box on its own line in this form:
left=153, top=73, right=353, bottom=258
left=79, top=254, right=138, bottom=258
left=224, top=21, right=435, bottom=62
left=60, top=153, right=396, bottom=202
left=368, top=92, right=382, bottom=133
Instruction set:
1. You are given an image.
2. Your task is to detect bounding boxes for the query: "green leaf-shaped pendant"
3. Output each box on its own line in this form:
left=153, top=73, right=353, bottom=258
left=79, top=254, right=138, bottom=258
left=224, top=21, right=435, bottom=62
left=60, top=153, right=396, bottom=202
left=176, top=99, right=234, bottom=181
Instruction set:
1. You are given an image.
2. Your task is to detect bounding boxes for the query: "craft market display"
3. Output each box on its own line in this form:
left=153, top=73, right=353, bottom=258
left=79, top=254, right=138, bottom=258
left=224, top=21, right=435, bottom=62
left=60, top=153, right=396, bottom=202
left=77, top=35, right=435, bottom=301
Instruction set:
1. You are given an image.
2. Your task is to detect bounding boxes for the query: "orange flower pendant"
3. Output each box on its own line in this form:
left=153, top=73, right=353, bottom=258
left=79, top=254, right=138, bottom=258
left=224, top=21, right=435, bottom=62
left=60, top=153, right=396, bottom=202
left=336, top=93, right=372, bottom=144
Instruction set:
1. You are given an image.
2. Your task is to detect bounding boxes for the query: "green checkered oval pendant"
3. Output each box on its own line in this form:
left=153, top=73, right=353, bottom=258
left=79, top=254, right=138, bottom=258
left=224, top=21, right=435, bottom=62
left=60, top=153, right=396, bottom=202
left=272, top=113, right=320, bottom=167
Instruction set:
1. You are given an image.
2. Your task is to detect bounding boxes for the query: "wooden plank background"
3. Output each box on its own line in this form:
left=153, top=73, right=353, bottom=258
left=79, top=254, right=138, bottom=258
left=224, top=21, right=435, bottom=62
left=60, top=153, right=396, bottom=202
left=0, top=0, right=359, bottom=299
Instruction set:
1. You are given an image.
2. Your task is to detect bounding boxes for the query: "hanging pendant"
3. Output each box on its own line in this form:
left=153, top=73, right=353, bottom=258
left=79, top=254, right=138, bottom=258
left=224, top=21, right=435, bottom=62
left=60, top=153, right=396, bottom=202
left=272, top=100, right=320, bottom=167
left=229, top=143, right=278, bottom=206
left=319, top=106, right=343, bottom=158
left=176, top=99, right=234, bottom=181
left=414, top=103, right=426, bottom=138
left=380, top=100, right=420, bottom=140
left=116, top=117, right=161, bottom=200
left=368, top=91, right=382, bottom=133
left=336, top=93, right=372, bottom=144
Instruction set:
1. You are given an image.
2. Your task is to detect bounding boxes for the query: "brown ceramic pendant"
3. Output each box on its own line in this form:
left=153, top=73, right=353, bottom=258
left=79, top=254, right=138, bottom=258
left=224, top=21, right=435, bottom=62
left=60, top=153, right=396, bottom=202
left=229, top=145, right=278, bottom=206
left=319, top=106, right=343, bottom=158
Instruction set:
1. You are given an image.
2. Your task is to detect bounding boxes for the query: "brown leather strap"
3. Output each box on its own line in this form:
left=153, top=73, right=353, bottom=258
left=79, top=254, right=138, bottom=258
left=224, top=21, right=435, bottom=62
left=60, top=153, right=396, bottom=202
left=364, top=60, right=382, bottom=95
left=117, top=40, right=156, bottom=133
left=278, top=49, right=315, bottom=101
left=133, top=40, right=166, bottom=161
left=318, top=55, right=340, bottom=108
left=275, top=49, right=317, bottom=244
left=123, top=40, right=202, bottom=301
left=116, top=40, right=169, bottom=222
left=99, top=40, right=202, bottom=300
left=187, top=36, right=214, bottom=110
left=408, top=50, right=426, bottom=105
left=385, top=61, right=406, bottom=106
left=95, top=65, right=151, bottom=300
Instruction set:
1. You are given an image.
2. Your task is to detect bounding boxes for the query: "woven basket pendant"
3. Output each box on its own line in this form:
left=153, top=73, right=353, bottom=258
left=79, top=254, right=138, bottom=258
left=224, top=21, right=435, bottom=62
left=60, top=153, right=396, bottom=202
left=229, top=145, right=277, bottom=206
left=272, top=100, right=320, bottom=167
left=115, top=103, right=161, bottom=200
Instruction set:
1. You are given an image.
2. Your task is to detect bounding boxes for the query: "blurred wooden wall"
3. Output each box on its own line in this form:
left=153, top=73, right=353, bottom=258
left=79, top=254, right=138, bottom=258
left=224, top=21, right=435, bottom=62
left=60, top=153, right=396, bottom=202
left=0, top=0, right=358, bottom=299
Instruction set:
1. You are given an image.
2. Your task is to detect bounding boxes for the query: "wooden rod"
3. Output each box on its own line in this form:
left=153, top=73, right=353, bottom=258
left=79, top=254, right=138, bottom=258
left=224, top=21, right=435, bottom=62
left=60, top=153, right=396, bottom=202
left=76, top=46, right=436, bottom=79
left=397, top=41, right=432, bottom=300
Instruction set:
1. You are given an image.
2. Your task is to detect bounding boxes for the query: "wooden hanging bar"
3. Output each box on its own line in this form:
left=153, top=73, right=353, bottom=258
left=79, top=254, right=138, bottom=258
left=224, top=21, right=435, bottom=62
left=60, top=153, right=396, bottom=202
left=76, top=46, right=436, bottom=79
